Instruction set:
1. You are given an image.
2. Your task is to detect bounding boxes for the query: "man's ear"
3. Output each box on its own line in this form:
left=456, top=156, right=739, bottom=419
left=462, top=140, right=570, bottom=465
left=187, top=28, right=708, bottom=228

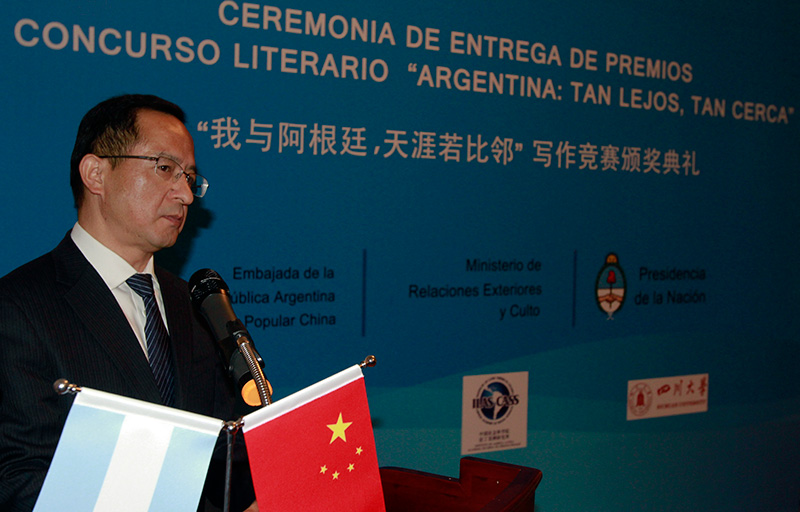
left=79, top=154, right=105, bottom=197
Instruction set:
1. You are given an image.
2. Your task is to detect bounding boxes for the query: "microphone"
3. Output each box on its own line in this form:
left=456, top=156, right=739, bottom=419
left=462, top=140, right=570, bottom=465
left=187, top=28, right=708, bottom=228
left=189, top=268, right=271, bottom=407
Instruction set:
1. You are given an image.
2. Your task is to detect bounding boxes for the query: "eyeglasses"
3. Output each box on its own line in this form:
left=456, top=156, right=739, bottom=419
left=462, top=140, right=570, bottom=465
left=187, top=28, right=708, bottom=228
left=96, top=155, right=209, bottom=198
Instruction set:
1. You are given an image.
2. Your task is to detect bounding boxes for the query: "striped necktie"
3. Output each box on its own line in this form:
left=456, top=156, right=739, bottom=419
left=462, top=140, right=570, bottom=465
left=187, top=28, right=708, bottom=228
left=126, top=273, right=176, bottom=407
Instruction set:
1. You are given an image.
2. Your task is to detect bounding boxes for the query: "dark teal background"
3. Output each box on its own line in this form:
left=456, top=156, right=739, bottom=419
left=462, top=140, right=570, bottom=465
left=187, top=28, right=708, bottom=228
left=2, top=1, right=799, bottom=510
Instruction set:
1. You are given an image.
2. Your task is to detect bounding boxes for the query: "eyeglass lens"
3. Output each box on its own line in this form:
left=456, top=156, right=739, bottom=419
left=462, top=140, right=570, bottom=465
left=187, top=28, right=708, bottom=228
left=155, top=156, right=207, bottom=197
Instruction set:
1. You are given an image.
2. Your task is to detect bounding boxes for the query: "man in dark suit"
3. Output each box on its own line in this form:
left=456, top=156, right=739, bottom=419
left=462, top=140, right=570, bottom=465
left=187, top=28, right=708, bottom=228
left=0, top=95, right=257, bottom=511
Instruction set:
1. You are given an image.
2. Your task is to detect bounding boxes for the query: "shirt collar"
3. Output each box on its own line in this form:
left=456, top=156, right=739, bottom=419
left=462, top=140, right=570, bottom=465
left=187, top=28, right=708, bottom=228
left=70, top=222, right=156, bottom=290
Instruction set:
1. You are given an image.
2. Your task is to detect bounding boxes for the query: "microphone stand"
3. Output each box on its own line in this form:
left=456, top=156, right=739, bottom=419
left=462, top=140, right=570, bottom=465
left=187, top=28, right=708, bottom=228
left=223, top=326, right=271, bottom=512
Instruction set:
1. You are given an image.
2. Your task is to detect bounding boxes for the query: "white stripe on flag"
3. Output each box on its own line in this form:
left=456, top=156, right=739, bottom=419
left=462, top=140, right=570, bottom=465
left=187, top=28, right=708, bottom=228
left=243, top=364, right=363, bottom=432
left=93, top=414, right=174, bottom=512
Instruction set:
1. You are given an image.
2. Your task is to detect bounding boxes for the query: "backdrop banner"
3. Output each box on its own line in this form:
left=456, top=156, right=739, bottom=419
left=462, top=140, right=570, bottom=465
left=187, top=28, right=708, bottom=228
left=2, top=2, right=799, bottom=510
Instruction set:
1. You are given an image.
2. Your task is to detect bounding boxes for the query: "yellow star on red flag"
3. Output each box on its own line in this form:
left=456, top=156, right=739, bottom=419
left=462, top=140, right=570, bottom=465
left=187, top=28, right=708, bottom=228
left=327, top=412, right=352, bottom=444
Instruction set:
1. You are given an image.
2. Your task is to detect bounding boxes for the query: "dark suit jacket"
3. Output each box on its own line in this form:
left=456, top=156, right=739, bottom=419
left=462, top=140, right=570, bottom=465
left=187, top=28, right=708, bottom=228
left=0, top=233, right=252, bottom=511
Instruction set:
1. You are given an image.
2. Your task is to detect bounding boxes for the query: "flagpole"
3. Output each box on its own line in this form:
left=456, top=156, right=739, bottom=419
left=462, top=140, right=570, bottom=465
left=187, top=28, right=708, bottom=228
left=222, top=418, right=244, bottom=512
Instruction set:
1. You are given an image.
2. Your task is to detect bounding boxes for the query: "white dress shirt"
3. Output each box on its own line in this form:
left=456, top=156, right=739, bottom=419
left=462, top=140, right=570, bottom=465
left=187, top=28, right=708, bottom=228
left=70, top=222, right=169, bottom=360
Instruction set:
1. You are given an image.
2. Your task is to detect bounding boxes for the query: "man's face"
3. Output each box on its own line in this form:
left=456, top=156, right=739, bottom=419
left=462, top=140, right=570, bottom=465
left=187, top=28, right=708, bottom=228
left=98, top=109, right=196, bottom=260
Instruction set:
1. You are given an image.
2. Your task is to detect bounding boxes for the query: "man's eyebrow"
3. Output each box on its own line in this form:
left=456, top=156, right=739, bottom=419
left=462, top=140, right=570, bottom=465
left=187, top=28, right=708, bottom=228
left=158, top=151, right=198, bottom=173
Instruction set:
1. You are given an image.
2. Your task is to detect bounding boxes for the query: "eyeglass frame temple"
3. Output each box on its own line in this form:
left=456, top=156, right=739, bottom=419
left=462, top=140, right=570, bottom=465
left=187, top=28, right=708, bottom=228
left=95, top=155, right=208, bottom=197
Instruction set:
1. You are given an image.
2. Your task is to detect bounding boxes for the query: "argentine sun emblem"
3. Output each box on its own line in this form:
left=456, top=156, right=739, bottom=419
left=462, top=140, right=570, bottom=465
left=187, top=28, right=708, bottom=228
left=596, top=253, right=626, bottom=319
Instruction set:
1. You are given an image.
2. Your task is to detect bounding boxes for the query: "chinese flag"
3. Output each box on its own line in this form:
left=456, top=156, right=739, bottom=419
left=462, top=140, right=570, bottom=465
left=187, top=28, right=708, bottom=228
left=242, top=365, right=386, bottom=511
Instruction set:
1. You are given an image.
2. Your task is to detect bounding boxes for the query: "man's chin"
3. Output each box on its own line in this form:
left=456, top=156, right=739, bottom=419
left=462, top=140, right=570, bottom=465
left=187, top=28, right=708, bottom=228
left=154, top=232, right=181, bottom=251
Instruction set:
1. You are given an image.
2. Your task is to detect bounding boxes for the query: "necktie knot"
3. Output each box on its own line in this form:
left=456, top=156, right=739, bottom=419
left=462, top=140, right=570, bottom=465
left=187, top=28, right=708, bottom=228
left=127, top=273, right=155, bottom=299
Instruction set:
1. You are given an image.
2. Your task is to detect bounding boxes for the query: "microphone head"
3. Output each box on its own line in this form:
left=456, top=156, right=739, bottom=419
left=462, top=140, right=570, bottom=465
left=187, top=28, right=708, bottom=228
left=189, top=268, right=229, bottom=306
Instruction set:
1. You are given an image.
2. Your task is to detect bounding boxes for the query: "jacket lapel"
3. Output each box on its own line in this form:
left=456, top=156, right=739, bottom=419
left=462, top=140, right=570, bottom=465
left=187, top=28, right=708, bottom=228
left=53, top=234, right=163, bottom=403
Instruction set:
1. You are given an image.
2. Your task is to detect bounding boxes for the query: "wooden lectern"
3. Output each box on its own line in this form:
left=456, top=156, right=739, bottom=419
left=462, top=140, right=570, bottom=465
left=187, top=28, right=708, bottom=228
left=380, top=457, right=543, bottom=511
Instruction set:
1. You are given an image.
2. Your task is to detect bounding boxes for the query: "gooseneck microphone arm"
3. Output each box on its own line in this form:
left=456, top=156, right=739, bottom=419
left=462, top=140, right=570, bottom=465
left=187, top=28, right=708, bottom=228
left=241, top=340, right=271, bottom=404
left=227, top=318, right=272, bottom=406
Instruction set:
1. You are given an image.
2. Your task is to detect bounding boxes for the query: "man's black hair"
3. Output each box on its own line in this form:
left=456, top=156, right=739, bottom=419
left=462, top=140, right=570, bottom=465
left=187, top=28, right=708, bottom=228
left=69, top=94, right=186, bottom=208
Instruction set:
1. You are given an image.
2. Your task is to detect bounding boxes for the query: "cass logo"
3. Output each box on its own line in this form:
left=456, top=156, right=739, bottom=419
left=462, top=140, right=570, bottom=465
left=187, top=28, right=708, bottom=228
left=472, top=376, right=520, bottom=425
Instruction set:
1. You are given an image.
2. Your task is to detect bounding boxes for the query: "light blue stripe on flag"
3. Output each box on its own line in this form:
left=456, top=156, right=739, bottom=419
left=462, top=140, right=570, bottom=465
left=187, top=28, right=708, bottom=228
left=33, top=402, right=125, bottom=511
left=33, top=387, right=223, bottom=512
left=149, top=425, right=221, bottom=509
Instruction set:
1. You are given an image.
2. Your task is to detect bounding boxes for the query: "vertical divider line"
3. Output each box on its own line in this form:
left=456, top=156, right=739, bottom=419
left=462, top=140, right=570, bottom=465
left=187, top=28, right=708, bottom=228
left=572, top=250, right=578, bottom=328
left=362, top=249, right=367, bottom=337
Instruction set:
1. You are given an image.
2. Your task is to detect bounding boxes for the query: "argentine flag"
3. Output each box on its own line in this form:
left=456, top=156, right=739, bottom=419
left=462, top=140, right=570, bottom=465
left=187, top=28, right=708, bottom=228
left=34, top=387, right=223, bottom=512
